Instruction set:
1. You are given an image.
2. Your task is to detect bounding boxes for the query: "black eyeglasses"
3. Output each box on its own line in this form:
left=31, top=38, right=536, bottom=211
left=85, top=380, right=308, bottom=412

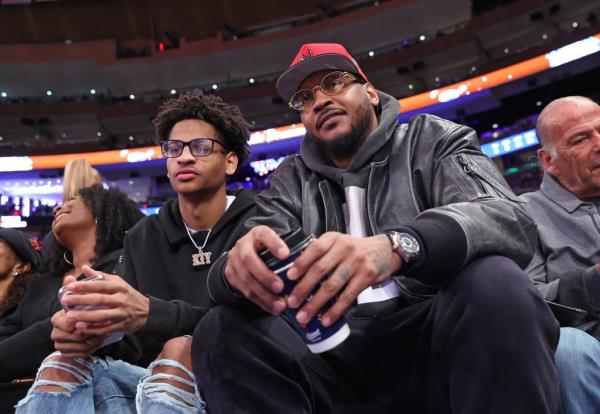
left=288, top=71, right=362, bottom=112
left=160, top=138, right=228, bottom=158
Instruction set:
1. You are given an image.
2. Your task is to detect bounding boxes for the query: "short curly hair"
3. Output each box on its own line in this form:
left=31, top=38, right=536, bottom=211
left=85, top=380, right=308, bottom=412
left=153, top=90, right=251, bottom=168
left=43, top=184, right=144, bottom=278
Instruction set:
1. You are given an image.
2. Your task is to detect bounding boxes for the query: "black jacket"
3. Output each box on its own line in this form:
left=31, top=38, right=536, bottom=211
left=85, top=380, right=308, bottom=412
left=119, top=188, right=255, bottom=365
left=209, top=92, right=536, bottom=305
left=0, top=250, right=124, bottom=381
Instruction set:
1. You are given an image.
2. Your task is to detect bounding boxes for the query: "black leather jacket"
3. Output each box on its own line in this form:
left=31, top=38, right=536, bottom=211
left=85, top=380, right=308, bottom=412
left=209, top=92, right=537, bottom=303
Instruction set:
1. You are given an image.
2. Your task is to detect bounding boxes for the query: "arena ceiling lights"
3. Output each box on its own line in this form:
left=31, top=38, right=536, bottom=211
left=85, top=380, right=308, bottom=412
left=1, top=32, right=599, bottom=173
left=399, top=33, right=600, bottom=112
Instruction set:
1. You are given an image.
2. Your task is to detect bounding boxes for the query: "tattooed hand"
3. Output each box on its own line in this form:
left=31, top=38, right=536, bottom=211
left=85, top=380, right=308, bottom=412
left=285, top=232, right=403, bottom=328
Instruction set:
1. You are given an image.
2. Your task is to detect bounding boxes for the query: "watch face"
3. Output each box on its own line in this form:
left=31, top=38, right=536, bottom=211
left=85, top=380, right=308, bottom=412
left=400, top=235, right=419, bottom=253
left=386, top=231, right=419, bottom=263
left=398, top=233, right=420, bottom=261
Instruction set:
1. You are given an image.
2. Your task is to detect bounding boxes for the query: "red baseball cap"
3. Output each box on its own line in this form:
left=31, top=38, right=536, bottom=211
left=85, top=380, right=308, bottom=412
left=276, top=43, right=369, bottom=102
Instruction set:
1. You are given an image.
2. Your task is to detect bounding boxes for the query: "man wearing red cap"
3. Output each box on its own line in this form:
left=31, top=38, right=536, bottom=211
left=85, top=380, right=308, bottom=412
left=193, top=43, right=559, bottom=413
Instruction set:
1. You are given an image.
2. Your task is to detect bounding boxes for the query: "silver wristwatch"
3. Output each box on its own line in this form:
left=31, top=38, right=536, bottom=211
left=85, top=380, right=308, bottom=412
left=385, top=231, right=420, bottom=264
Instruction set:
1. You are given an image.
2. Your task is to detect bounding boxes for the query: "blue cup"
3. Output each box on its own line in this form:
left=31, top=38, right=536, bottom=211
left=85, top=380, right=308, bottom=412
left=260, top=228, right=350, bottom=353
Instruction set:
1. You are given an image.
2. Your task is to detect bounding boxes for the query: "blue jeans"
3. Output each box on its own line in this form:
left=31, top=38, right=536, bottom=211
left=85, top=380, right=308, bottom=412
left=15, top=353, right=205, bottom=414
left=555, top=327, right=600, bottom=414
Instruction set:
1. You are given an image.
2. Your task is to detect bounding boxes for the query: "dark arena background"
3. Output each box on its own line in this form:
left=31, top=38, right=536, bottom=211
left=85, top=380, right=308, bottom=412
left=0, top=0, right=599, bottom=238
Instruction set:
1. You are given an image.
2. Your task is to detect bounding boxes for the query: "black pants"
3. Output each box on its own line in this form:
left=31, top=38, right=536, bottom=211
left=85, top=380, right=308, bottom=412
left=192, top=256, right=560, bottom=414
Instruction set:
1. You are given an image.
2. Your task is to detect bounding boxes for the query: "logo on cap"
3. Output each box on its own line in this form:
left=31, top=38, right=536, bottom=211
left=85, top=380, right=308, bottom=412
left=300, top=48, right=313, bottom=61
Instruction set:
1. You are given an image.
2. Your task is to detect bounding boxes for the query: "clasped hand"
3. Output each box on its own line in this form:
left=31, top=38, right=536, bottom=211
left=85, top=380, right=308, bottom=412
left=225, top=226, right=402, bottom=327
left=52, top=265, right=149, bottom=355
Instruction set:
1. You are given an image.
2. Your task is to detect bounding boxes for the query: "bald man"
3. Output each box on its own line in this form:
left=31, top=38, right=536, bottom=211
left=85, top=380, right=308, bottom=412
left=522, top=96, right=600, bottom=413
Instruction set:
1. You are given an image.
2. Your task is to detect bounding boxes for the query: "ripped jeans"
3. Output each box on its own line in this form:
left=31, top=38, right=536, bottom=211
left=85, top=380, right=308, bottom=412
left=15, top=353, right=206, bottom=414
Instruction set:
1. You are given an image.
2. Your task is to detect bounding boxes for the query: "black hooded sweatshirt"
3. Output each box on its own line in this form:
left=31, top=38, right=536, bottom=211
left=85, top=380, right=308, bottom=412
left=118, top=188, right=255, bottom=366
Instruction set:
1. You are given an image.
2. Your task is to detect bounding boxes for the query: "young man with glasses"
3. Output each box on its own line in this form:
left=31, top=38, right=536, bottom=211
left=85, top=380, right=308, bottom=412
left=193, top=43, right=560, bottom=413
left=16, top=90, right=255, bottom=414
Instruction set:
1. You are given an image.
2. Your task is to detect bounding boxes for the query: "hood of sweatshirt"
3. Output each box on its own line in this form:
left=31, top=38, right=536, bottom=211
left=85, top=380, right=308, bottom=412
left=299, top=90, right=399, bottom=188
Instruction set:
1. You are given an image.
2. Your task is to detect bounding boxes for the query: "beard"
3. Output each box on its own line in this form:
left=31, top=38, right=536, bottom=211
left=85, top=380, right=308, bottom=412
left=312, top=97, right=375, bottom=160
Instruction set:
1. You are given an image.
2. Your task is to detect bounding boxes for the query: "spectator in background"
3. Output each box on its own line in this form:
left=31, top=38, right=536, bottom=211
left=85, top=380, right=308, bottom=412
left=0, top=197, right=16, bottom=216
left=0, top=229, right=40, bottom=315
left=62, top=159, right=103, bottom=202
left=523, top=96, right=600, bottom=413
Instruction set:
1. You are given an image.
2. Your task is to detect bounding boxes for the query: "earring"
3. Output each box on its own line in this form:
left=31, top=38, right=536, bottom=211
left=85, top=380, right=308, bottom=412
left=63, top=251, right=73, bottom=266
left=95, top=218, right=98, bottom=225
left=12, top=271, right=19, bottom=277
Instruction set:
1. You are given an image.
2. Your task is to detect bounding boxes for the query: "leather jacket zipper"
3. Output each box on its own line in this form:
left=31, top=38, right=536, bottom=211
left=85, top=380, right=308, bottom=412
left=456, top=154, right=488, bottom=195
left=455, top=154, right=520, bottom=201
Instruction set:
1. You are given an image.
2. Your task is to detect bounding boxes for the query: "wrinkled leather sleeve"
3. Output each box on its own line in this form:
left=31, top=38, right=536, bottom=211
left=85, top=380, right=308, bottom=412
left=245, top=160, right=306, bottom=234
left=405, top=115, right=538, bottom=278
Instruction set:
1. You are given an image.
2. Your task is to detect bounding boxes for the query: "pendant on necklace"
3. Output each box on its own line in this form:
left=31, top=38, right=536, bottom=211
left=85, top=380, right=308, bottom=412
left=192, top=251, right=212, bottom=267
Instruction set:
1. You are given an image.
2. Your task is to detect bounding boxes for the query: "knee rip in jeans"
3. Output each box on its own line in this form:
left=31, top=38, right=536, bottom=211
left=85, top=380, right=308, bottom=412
left=30, top=351, right=95, bottom=395
left=136, top=359, right=203, bottom=410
